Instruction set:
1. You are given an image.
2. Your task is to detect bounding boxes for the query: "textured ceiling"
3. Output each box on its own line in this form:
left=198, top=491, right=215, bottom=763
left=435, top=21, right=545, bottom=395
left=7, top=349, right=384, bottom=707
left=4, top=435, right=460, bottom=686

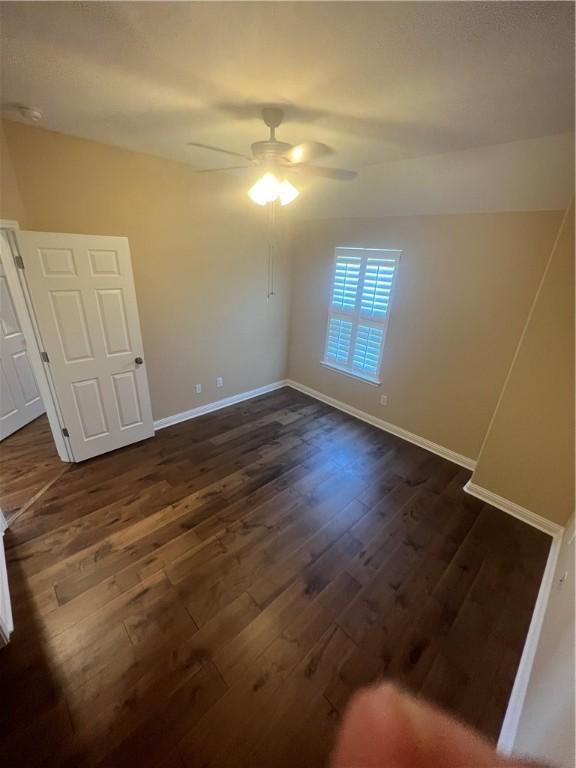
left=1, top=1, right=574, bottom=173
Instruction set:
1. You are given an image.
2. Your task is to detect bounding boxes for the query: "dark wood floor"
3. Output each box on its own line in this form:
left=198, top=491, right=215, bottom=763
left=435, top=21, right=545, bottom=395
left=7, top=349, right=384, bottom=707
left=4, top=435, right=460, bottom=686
left=0, top=414, right=68, bottom=525
left=0, top=387, right=550, bottom=767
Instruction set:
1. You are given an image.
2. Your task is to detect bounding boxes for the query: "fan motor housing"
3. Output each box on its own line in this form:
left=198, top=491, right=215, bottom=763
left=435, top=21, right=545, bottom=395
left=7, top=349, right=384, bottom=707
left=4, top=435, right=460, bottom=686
left=251, top=140, right=292, bottom=163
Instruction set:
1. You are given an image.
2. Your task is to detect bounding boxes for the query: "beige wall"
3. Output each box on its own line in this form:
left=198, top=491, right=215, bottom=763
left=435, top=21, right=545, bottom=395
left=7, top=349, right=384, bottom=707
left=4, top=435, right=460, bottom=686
left=3, top=118, right=573, bottom=521
left=287, top=212, right=563, bottom=461
left=0, top=119, right=291, bottom=421
left=296, top=133, right=574, bottom=220
left=472, top=203, right=575, bottom=526
left=513, top=519, right=575, bottom=765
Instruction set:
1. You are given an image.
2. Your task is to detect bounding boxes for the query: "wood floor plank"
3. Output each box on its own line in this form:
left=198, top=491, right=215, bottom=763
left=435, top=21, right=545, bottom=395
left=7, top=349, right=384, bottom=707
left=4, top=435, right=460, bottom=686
left=245, top=625, right=356, bottom=767
left=0, top=415, right=68, bottom=525
left=0, top=387, right=551, bottom=766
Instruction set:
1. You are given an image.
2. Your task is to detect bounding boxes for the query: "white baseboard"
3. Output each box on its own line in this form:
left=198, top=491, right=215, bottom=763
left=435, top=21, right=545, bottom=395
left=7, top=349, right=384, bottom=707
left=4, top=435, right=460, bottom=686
left=153, top=380, right=288, bottom=430
left=463, top=482, right=565, bottom=753
left=285, top=379, right=476, bottom=470
left=463, top=481, right=563, bottom=538
left=497, top=529, right=564, bottom=754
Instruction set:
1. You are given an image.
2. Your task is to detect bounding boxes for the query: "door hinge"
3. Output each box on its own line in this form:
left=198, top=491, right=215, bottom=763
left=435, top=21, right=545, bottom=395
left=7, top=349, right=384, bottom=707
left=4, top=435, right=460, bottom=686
left=40, top=351, right=50, bottom=363
left=14, top=254, right=24, bottom=270
left=62, top=427, right=70, bottom=438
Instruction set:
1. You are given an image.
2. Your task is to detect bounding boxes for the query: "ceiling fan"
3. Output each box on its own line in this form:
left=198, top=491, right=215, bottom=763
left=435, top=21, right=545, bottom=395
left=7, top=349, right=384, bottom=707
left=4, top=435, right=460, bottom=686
left=187, top=106, right=358, bottom=206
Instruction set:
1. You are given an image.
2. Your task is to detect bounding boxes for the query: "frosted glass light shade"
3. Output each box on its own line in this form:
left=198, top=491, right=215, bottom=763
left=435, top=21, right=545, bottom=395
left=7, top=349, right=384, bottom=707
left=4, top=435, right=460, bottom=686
left=278, top=179, right=299, bottom=206
left=248, top=173, right=280, bottom=205
left=248, top=173, right=299, bottom=206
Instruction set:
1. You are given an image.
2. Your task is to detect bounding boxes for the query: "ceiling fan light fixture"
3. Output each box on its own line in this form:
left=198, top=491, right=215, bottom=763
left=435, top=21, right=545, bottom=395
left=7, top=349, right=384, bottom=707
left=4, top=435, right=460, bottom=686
left=248, top=172, right=279, bottom=206
left=248, top=172, right=299, bottom=207
left=278, top=179, right=299, bottom=206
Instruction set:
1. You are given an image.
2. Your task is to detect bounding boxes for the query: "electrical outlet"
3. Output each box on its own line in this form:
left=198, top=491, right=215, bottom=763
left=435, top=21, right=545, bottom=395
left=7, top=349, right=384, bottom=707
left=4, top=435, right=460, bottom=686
left=195, top=383, right=202, bottom=394
left=216, top=377, right=223, bottom=388
left=380, top=394, right=388, bottom=406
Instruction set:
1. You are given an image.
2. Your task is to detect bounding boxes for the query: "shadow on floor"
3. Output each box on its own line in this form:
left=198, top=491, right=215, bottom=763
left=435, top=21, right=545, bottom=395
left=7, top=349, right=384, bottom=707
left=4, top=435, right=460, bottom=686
left=0, top=549, right=73, bottom=767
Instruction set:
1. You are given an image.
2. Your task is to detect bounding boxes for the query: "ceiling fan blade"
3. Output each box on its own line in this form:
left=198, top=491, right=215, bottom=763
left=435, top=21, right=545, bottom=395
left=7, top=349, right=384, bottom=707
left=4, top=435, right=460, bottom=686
left=195, top=165, right=253, bottom=174
left=294, top=165, right=357, bottom=181
left=283, top=141, right=333, bottom=165
left=187, top=141, right=252, bottom=161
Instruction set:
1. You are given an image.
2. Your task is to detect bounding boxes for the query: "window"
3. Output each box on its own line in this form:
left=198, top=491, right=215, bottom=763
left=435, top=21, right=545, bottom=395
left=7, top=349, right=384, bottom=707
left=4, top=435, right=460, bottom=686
left=322, top=247, right=401, bottom=383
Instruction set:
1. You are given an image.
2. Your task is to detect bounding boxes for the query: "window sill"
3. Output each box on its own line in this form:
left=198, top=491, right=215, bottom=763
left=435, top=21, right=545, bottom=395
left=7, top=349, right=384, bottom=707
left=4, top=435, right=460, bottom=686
left=320, top=361, right=381, bottom=386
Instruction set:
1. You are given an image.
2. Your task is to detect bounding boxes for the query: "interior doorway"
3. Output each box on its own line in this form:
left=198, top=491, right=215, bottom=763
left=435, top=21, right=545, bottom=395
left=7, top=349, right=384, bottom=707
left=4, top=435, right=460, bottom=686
left=0, top=221, right=155, bottom=523
left=0, top=224, right=154, bottom=464
left=0, top=254, right=45, bottom=439
left=0, top=221, right=67, bottom=524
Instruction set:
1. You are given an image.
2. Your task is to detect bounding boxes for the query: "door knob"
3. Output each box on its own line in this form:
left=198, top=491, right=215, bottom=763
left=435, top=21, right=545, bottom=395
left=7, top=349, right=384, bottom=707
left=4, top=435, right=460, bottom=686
left=134, top=356, right=143, bottom=365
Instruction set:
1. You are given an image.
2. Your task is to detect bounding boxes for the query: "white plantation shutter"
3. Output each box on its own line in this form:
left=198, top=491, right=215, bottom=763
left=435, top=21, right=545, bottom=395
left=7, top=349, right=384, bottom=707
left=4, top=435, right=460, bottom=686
left=352, top=325, right=384, bottom=376
left=331, top=254, right=361, bottom=313
left=324, top=247, right=401, bottom=382
left=326, top=317, right=353, bottom=363
left=361, top=257, right=396, bottom=319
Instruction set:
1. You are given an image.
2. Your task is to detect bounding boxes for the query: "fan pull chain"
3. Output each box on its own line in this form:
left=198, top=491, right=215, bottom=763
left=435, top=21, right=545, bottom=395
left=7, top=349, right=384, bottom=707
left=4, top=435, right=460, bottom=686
left=267, top=199, right=277, bottom=300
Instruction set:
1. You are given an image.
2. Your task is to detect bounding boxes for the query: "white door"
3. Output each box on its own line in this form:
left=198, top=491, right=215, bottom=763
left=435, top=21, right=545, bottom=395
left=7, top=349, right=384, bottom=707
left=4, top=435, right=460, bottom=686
left=16, top=232, right=154, bottom=462
left=0, top=258, right=45, bottom=440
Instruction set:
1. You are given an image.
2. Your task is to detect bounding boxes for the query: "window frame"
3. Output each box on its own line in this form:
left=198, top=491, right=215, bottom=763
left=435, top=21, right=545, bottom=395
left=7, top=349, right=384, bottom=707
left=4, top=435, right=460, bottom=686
left=322, top=246, right=402, bottom=385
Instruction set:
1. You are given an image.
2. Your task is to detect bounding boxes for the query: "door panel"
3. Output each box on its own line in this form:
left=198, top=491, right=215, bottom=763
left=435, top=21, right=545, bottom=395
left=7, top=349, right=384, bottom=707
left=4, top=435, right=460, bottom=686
left=0, top=261, right=45, bottom=440
left=0, top=363, right=17, bottom=418
left=12, top=351, right=40, bottom=403
left=0, top=274, right=21, bottom=337
left=50, top=290, right=94, bottom=361
left=16, top=232, right=154, bottom=461
left=89, top=249, right=120, bottom=276
left=96, top=289, right=131, bottom=355
left=72, top=378, right=109, bottom=439
left=40, top=247, right=77, bottom=276
left=112, top=371, right=143, bottom=428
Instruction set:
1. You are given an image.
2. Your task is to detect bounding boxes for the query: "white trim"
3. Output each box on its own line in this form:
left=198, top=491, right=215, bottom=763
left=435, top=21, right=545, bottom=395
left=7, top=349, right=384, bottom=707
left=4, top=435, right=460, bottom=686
left=463, top=482, right=567, bottom=754
left=0, top=232, right=72, bottom=462
left=0, top=514, right=14, bottom=646
left=463, top=480, right=563, bottom=538
left=319, top=360, right=381, bottom=386
left=153, top=381, right=288, bottom=430
left=0, top=219, right=20, bottom=231
left=284, top=379, right=476, bottom=470
left=324, top=248, right=402, bottom=384
left=497, top=529, right=564, bottom=754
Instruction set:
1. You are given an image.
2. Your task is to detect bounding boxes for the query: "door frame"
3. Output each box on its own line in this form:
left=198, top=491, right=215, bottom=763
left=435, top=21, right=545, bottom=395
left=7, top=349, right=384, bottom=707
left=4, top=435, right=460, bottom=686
left=0, top=221, right=72, bottom=462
